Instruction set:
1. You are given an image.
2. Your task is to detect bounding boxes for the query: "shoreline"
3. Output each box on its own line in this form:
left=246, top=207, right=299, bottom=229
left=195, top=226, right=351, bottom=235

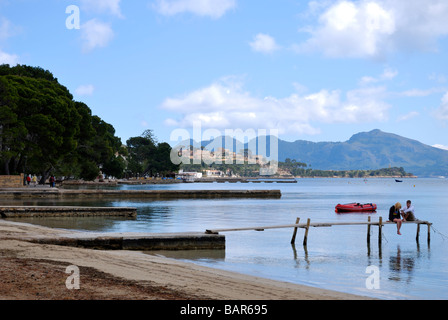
left=53, top=175, right=419, bottom=186
left=0, top=219, right=372, bottom=300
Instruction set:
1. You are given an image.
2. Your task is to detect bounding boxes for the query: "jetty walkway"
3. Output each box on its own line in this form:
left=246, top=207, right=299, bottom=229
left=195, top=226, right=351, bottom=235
left=206, top=216, right=433, bottom=245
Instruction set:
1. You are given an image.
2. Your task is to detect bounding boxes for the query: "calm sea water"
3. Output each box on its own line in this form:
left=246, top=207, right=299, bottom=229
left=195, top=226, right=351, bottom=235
left=3, top=178, right=448, bottom=300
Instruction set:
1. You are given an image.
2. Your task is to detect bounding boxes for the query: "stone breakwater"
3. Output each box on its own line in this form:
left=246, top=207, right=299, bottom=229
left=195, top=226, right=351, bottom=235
left=23, top=232, right=226, bottom=251
left=0, top=188, right=282, bottom=199
left=0, top=206, right=137, bottom=218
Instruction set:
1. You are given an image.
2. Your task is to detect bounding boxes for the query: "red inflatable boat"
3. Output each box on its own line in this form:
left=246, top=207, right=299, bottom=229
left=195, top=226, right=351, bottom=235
left=335, top=203, right=377, bottom=213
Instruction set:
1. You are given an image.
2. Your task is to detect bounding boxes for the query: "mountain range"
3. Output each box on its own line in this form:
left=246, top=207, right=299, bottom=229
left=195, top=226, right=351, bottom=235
left=276, top=129, right=448, bottom=177
left=180, top=129, right=448, bottom=177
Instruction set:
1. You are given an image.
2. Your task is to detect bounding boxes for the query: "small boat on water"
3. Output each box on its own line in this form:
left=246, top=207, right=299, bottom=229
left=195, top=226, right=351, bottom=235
left=335, top=202, right=377, bottom=213
left=395, top=179, right=403, bottom=182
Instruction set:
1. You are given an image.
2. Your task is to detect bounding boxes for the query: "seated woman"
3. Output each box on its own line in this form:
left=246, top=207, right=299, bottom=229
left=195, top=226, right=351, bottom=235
left=389, top=202, right=403, bottom=235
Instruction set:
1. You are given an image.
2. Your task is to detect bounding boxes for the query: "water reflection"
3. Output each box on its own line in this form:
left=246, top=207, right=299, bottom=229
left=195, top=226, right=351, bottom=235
left=144, top=249, right=226, bottom=261
left=7, top=216, right=132, bottom=232
left=291, top=243, right=311, bottom=270
left=389, top=245, right=415, bottom=284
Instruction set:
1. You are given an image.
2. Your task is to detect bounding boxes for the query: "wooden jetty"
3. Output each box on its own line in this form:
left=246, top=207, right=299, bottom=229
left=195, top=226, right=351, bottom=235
left=206, top=217, right=433, bottom=245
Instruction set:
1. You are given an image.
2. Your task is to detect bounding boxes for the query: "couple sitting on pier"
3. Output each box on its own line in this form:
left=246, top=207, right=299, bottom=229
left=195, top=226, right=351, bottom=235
left=389, top=200, right=416, bottom=235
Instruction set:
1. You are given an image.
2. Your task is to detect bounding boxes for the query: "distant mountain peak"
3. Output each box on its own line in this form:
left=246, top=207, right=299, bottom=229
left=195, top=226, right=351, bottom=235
left=278, top=130, right=448, bottom=177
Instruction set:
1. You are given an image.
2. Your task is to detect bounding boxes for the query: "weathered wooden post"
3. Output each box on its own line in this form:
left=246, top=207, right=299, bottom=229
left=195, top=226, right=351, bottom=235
left=290, top=217, right=300, bottom=244
left=303, top=218, right=311, bottom=246
left=428, top=223, right=431, bottom=244
left=378, top=216, right=383, bottom=246
left=416, top=223, right=420, bottom=242
left=367, top=216, right=371, bottom=245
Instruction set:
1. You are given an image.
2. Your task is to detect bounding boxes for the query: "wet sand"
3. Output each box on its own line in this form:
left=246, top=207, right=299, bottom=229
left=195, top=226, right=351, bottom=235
left=0, top=219, right=372, bottom=300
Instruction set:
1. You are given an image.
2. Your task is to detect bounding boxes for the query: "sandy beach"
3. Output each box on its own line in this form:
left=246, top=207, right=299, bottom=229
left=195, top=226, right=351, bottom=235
left=0, top=219, right=372, bottom=300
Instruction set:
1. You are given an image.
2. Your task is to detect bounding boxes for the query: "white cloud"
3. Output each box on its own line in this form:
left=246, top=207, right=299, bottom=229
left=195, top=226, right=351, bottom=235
left=76, top=1, right=122, bottom=52
left=249, top=33, right=280, bottom=54
left=161, top=78, right=390, bottom=135
left=397, top=111, right=419, bottom=122
left=154, top=0, right=236, bottom=19
left=0, top=17, right=13, bottom=40
left=381, top=68, right=398, bottom=80
left=81, top=19, right=115, bottom=53
left=75, top=84, right=95, bottom=96
left=400, top=87, right=446, bottom=97
left=434, top=92, right=448, bottom=121
left=0, top=17, right=19, bottom=65
left=432, top=144, right=448, bottom=151
left=360, top=68, right=397, bottom=85
left=80, top=0, right=123, bottom=18
left=429, top=73, right=447, bottom=84
left=0, top=50, right=19, bottom=65
left=297, top=0, right=448, bottom=59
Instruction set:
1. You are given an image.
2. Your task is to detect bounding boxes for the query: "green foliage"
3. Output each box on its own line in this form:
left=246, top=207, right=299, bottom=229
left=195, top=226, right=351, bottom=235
left=0, top=64, right=123, bottom=181
left=277, top=164, right=411, bottom=178
left=102, top=155, right=126, bottom=179
left=126, top=130, right=179, bottom=177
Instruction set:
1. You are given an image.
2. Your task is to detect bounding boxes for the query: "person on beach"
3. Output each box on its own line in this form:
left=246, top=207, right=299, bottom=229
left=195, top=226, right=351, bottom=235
left=26, top=175, right=31, bottom=186
left=400, top=200, right=416, bottom=221
left=32, top=175, right=37, bottom=187
left=389, top=202, right=403, bottom=235
left=49, top=175, right=55, bottom=188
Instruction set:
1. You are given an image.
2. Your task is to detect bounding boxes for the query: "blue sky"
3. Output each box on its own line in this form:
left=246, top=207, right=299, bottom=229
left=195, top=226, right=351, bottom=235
left=1, top=0, right=448, bottom=150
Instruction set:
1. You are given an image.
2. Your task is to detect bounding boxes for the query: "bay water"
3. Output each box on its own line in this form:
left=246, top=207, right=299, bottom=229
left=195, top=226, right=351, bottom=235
left=4, top=178, right=448, bottom=300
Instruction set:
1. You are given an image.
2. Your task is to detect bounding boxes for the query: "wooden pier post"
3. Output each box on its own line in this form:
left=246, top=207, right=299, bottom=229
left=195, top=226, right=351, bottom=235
left=416, top=223, right=420, bottom=242
left=303, top=218, right=311, bottom=246
left=378, top=216, right=383, bottom=246
left=290, top=217, right=300, bottom=244
left=367, top=216, right=371, bottom=245
left=205, top=218, right=433, bottom=250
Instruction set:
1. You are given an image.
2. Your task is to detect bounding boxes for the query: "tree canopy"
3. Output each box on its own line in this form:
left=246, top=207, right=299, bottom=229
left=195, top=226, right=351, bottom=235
left=1, top=64, right=179, bottom=182
left=126, top=129, right=179, bottom=177
left=0, top=64, right=124, bottom=181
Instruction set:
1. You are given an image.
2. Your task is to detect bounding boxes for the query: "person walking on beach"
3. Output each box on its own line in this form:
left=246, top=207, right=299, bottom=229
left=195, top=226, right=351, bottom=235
left=401, top=200, right=416, bottom=221
left=389, top=202, right=403, bottom=235
left=32, top=175, right=37, bottom=187
left=49, top=175, right=55, bottom=188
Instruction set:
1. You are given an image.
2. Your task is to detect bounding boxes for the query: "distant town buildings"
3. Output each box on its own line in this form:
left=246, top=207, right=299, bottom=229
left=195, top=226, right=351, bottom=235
left=177, top=145, right=268, bottom=166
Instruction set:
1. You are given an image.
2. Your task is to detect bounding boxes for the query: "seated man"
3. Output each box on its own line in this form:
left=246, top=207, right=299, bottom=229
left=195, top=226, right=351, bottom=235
left=401, top=200, right=416, bottom=221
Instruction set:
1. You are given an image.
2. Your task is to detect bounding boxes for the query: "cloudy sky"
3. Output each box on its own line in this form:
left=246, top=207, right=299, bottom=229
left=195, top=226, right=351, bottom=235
left=1, top=0, right=448, bottom=149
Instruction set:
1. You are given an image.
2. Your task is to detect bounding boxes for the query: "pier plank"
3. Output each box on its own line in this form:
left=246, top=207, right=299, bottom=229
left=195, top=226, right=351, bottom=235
left=206, top=219, right=431, bottom=234
left=205, top=218, right=432, bottom=245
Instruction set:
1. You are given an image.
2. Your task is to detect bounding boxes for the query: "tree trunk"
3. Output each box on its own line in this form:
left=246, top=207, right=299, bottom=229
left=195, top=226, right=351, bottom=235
left=39, top=168, right=51, bottom=185
left=3, top=158, right=10, bottom=175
